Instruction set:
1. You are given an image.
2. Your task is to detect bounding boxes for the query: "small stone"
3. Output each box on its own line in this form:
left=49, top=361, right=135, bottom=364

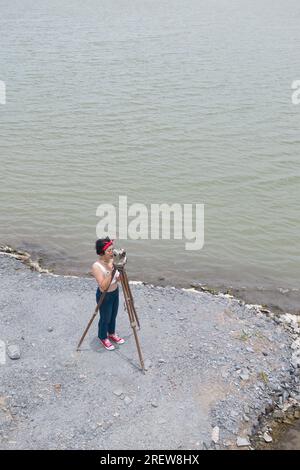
left=113, top=389, right=124, bottom=397
left=124, top=396, right=132, bottom=406
left=244, top=405, right=250, bottom=414
left=158, top=418, right=166, bottom=425
left=236, top=437, right=250, bottom=447
left=158, top=359, right=166, bottom=364
left=190, top=282, right=199, bottom=288
left=151, top=401, right=158, bottom=408
left=243, top=415, right=250, bottom=422
left=263, top=432, right=273, bottom=443
left=47, top=327, right=54, bottom=332
left=7, top=345, right=21, bottom=360
left=240, top=372, right=250, bottom=381
left=211, top=426, right=219, bottom=444
left=223, top=440, right=233, bottom=448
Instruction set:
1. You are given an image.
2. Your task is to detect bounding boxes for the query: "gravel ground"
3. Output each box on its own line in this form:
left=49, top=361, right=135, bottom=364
left=0, top=253, right=298, bottom=450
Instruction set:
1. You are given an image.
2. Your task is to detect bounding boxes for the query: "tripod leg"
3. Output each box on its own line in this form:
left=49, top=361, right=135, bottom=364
left=131, top=323, right=145, bottom=372
left=120, top=271, right=136, bottom=328
left=122, top=270, right=141, bottom=329
left=119, top=272, right=145, bottom=372
left=77, top=311, right=98, bottom=351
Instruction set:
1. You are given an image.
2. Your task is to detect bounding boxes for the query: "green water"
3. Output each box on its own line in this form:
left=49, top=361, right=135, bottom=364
left=0, top=0, right=300, bottom=314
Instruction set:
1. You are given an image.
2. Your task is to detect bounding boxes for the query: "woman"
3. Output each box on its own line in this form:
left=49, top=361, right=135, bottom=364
left=92, top=237, right=125, bottom=351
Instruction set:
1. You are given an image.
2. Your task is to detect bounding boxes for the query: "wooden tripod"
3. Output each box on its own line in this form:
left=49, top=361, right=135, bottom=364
left=76, top=265, right=145, bottom=373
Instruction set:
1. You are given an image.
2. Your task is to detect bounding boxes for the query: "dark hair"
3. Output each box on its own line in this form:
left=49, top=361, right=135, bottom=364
left=95, top=236, right=112, bottom=255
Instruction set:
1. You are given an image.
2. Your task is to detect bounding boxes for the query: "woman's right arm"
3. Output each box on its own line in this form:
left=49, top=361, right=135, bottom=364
left=92, top=264, right=113, bottom=291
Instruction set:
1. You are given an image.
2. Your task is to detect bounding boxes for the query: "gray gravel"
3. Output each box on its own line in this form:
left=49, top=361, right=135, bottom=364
left=0, top=253, right=298, bottom=450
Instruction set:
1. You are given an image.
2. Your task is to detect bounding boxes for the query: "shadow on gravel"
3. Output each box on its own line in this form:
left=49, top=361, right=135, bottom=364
left=89, top=335, right=142, bottom=371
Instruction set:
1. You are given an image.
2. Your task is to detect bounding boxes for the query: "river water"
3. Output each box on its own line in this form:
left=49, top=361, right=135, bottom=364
left=0, top=0, right=300, bottom=314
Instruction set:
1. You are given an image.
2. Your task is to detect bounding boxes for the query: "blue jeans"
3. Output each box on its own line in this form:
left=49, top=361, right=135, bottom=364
left=96, top=287, right=119, bottom=340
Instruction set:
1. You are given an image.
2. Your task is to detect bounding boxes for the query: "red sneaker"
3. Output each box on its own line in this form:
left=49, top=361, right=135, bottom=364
left=100, top=338, right=115, bottom=350
left=108, top=333, right=125, bottom=344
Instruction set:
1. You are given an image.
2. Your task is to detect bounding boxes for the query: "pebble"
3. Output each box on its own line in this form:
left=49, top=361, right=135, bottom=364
left=158, top=418, right=166, bottom=425
left=240, top=371, right=250, bottom=381
left=124, top=396, right=132, bottom=406
left=7, top=345, right=21, bottom=360
left=236, top=437, right=250, bottom=447
left=211, top=426, right=219, bottom=444
left=263, top=432, right=273, bottom=443
left=244, top=405, right=250, bottom=414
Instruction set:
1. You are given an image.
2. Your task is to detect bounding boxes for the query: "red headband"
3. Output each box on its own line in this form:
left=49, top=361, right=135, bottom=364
left=102, top=240, right=113, bottom=252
